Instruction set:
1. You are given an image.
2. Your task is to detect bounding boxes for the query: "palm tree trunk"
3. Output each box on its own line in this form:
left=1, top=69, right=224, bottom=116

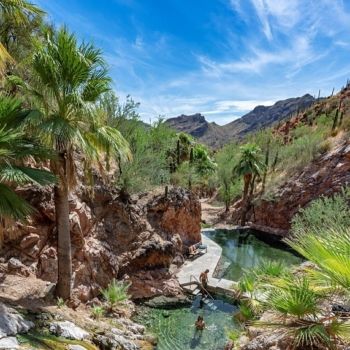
left=261, top=140, right=270, bottom=195
left=240, top=174, right=252, bottom=226
left=54, top=153, right=72, bottom=300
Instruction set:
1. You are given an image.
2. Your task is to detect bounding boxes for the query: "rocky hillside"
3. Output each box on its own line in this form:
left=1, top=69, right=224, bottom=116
left=248, top=140, right=350, bottom=236
left=228, top=85, right=350, bottom=236
left=166, top=94, right=315, bottom=148
left=1, top=182, right=201, bottom=302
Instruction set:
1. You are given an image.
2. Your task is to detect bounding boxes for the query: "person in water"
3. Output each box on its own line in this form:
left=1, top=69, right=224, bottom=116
left=195, top=315, right=205, bottom=330
left=199, top=269, right=209, bottom=294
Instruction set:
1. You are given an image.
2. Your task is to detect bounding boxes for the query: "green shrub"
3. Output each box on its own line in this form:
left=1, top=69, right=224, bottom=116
left=56, top=297, right=65, bottom=308
left=101, top=279, right=131, bottom=311
left=91, top=305, right=104, bottom=320
left=291, top=188, right=350, bottom=234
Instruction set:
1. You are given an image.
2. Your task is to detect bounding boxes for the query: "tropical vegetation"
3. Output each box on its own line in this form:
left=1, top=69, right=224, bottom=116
left=232, top=189, right=350, bottom=349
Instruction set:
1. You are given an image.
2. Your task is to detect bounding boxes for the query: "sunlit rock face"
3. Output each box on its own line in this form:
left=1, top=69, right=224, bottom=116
left=147, top=187, right=201, bottom=246
left=1, top=179, right=201, bottom=301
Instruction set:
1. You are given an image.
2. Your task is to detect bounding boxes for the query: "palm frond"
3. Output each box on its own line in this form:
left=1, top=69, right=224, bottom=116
left=267, top=277, right=321, bottom=318
left=0, top=0, right=45, bottom=25
left=287, top=227, right=350, bottom=290
left=0, top=165, right=56, bottom=186
left=0, top=183, right=33, bottom=220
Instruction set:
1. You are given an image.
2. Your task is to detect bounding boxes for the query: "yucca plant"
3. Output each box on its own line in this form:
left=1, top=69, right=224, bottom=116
left=101, top=279, right=130, bottom=312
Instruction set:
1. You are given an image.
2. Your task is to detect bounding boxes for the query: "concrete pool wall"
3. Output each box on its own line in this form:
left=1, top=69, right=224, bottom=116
left=176, top=229, right=238, bottom=299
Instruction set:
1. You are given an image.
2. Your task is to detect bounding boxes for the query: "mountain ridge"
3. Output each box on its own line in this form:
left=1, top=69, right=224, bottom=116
left=165, top=94, right=315, bottom=148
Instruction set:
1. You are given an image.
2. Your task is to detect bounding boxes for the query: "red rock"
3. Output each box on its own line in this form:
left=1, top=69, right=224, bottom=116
left=2, top=182, right=200, bottom=301
left=20, top=234, right=40, bottom=249
left=232, top=140, right=350, bottom=236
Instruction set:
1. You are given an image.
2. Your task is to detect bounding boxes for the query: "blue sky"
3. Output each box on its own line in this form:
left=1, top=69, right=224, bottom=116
left=35, top=0, right=350, bottom=125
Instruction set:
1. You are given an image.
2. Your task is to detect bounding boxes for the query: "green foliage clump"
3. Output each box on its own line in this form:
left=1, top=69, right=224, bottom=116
left=234, top=190, right=350, bottom=349
left=101, top=279, right=130, bottom=311
left=291, top=188, right=350, bottom=234
left=56, top=297, right=65, bottom=309
left=91, top=305, right=104, bottom=320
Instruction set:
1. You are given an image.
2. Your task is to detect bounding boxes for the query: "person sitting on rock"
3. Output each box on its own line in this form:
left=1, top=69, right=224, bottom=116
left=199, top=269, right=209, bottom=294
left=188, top=244, right=198, bottom=256
left=195, top=315, right=205, bottom=330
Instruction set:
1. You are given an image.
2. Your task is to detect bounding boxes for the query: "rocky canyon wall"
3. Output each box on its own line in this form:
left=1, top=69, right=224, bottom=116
left=246, top=140, right=350, bottom=236
left=1, top=183, right=201, bottom=301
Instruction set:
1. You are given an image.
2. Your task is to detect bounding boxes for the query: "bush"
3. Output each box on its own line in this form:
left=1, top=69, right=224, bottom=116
left=291, top=188, right=350, bottom=234
left=91, top=305, right=104, bottom=320
left=101, top=279, right=131, bottom=311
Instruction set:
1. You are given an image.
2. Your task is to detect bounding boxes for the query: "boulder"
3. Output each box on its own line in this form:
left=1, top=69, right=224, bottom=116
left=7, top=258, right=30, bottom=277
left=0, top=337, right=19, bottom=349
left=49, top=321, right=89, bottom=340
left=147, top=187, right=201, bottom=246
left=20, top=233, right=40, bottom=249
left=68, top=345, right=88, bottom=350
left=0, top=303, right=34, bottom=338
left=127, top=270, right=183, bottom=300
left=94, top=333, right=139, bottom=350
left=144, top=295, right=191, bottom=309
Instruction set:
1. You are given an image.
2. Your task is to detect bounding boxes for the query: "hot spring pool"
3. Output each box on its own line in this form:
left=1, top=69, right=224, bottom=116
left=205, top=229, right=303, bottom=280
left=136, top=229, right=303, bottom=349
left=134, top=295, right=239, bottom=350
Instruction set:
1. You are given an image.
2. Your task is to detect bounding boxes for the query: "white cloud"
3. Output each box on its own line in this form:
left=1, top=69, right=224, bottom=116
left=250, top=0, right=273, bottom=40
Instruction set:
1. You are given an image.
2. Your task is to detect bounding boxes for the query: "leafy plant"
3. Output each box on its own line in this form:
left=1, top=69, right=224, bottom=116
left=14, top=27, right=131, bottom=299
left=101, top=279, right=131, bottom=311
left=267, top=277, right=321, bottom=318
left=56, top=297, right=65, bottom=308
left=234, top=143, right=265, bottom=225
left=0, top=96, right=55, bottom=243
left=91, top=305, right=104, bottom=320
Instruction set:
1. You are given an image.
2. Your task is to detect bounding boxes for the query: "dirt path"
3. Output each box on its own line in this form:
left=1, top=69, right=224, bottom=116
left=200, top=199, right=234, bottom=228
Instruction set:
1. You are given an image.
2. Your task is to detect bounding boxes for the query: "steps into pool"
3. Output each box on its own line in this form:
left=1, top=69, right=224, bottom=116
left=176, top=233, right=238, bottom=299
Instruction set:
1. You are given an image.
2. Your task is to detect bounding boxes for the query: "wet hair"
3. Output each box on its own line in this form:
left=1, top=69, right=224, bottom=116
left=197, top=315, right=203, bottom=321
left=205, top=269, right=209, bottom=273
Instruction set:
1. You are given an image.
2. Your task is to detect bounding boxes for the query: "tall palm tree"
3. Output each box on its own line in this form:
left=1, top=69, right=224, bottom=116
left=234, top=143, right=264, bottom=225
left=0, top=0, right=45, bottom=76
left=17, top=28, right=131, bottom=299
left=0, top=95, right=55, bottom=242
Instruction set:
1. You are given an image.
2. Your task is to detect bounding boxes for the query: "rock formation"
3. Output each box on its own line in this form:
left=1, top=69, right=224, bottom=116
left=238, top=140, right=350, bottom=236
left=1, top=184, right=201, bottom=301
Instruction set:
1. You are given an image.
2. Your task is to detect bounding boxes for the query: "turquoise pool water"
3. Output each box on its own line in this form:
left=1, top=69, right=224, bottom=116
left=136, top=229, right=303, bottom=349
left=205, top=229, right=303, bottom=280
left=134, top=295, right=238, bottom=350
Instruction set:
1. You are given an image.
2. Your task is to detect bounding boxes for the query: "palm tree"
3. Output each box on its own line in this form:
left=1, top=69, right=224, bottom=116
left=0, top=95, right=55, bottom=242
left=0, top=0, right=45, bottom=76
left=17, top=28, right=131, bottom=299
left=259, top=277, right=350, bottom=349
left=234, top=143, right=264, bottom=225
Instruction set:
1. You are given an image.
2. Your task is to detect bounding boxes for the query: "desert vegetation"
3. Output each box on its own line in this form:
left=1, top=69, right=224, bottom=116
left=231, top=189, right=350, bottom=349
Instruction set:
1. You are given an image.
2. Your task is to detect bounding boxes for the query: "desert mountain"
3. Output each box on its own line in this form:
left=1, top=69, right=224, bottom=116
left=166, top=94, right=315, bottom=148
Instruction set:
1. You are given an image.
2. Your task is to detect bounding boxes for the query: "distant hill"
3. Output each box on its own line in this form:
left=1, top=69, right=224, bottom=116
left=165, top=94, right=315, bottom=148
